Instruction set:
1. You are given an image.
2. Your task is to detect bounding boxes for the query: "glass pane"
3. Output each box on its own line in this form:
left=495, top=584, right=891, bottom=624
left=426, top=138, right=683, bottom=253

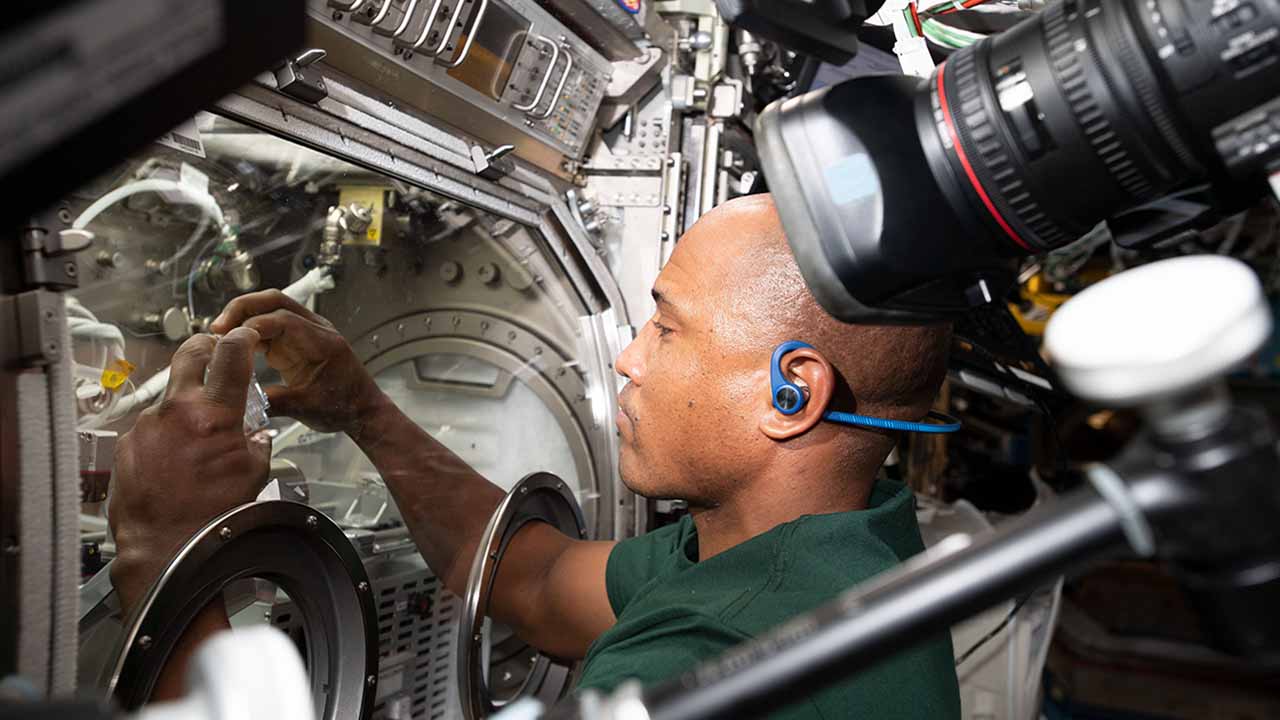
left=64, top=110, right=605, bottom=713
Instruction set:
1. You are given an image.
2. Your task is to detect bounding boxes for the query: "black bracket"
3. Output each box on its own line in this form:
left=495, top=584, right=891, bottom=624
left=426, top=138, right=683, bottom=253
left=470, top=144, right=517, bottom=181
left=274, top=48, right=329, bottom=104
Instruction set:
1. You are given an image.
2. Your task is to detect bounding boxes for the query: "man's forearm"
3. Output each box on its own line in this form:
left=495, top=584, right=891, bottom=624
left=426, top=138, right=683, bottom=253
left=349, top=390, right=506, bottom=593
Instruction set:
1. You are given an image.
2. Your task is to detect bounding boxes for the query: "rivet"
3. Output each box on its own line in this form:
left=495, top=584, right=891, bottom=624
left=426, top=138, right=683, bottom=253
left=306, top=515, right=319, bottom=529
left=358, top=581, right=370, bottom=592
left=396, top=323, right=405, bottom=336
left=219, top=526, right=232, bottom=541
left=366, top=674, right=376, bottom=687
left=137, top=635, right=153, bottom=649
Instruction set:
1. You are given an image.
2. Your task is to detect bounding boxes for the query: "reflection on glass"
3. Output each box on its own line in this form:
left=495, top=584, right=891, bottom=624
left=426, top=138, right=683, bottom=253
left=63, top=109, right=602, bottom=709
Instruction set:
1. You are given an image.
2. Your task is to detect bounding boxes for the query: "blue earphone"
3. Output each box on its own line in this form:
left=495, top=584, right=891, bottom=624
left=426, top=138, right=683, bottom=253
left=770, top=340, right=962, bottom=434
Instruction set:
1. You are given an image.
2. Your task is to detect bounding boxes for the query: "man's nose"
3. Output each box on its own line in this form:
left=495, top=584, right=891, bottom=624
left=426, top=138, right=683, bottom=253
left=614, top=328, right=646, bottom=384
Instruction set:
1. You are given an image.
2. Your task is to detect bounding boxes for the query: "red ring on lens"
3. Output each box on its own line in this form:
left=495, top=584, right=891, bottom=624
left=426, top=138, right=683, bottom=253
left=936, top=64, right=1033, bottom=252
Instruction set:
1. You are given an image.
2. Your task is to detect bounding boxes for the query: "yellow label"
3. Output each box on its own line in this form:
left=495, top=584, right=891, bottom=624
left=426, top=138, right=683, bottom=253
left=100, top=358, right=136, bottom=391
left=337, top=186, right=387, bottom=246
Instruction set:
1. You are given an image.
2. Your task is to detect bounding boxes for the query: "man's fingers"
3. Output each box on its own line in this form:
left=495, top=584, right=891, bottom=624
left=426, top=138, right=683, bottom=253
left=165, top=335, right=217, bottom=400
left=204, top=327, right=260, bottom=409
left=263, top=384, right=305, bottom=418
left=242, top=308, right=309, bottom=344
left=210, top=289, right=317, bottom=335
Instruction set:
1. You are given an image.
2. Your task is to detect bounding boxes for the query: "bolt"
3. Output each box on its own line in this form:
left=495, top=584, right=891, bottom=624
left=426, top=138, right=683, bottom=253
left=137, top=635, right=153, bottom=650
left=452, top=315, right=462, bottom=327
left=358, top=581, right=370, bottom=592
left=57, top=208, right=72, bottom=224
left=64, top=261, right=78, bottom=278
left=440, top=260, right=462, bottom=284
left=396, top=322, right=405, bottom=336
left=306, top=515, right=319, bottom=529
left=333, top=10, right=343, bottom=20
left=366, top=674, right=376, bottom=687
left=423, top=317, right=433, bottom=330
left=477, top=263, right=500, bottom=285
left=219, top=526, right=232, bottom=541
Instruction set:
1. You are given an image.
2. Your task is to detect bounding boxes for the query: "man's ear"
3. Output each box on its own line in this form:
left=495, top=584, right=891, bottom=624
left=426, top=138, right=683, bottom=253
left=759, top=347, right=837, bottom=440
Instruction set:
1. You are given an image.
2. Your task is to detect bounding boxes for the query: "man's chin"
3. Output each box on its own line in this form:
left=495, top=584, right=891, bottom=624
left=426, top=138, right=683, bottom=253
left=618, top=462, right=667, bottom=500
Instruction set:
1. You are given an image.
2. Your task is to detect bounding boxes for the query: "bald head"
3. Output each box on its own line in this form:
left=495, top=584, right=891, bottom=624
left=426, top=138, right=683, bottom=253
left=614, top=193, right=951, bottom=506
left=686, top=194, right=952, bottom=419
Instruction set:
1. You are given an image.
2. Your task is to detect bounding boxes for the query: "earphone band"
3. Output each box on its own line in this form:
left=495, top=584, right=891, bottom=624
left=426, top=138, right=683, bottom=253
left=770, top=340, right=962, bottom=434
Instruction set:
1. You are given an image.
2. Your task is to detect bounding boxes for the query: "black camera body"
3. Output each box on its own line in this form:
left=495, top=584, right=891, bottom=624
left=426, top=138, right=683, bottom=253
left=752, top=0, right=1280, bottom=323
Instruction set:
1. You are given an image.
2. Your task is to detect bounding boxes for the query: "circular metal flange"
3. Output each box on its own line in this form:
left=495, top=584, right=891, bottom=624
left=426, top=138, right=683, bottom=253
left=459, top=472, right=587, bottom=719
left=103, top=500, right=379, bottom=719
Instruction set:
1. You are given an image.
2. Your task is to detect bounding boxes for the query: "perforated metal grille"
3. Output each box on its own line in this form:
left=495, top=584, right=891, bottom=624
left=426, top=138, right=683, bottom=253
left=271, top=559, right=465, bottom=720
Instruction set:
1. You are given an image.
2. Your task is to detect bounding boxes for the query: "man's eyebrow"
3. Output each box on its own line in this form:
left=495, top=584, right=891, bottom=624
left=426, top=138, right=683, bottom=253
left=651, top=288, right=683, bottom=318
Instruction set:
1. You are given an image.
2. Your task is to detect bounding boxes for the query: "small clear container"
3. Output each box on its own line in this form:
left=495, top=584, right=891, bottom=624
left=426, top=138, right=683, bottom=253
left=244, top=371, right=271, bottom=434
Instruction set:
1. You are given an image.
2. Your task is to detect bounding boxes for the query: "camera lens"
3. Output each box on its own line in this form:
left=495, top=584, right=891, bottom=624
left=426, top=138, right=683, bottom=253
left=757, top=0, right=1280, bottom=323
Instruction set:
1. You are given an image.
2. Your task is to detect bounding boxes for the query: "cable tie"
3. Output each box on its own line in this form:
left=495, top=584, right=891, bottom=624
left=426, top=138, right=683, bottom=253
left=1085, top=463, right=1155, bottom=557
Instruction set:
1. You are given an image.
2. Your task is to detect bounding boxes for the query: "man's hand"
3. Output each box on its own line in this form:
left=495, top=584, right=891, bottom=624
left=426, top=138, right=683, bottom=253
left=109, top=328, right=271, bottom=615
left=210, top=290, right=383, bottom=436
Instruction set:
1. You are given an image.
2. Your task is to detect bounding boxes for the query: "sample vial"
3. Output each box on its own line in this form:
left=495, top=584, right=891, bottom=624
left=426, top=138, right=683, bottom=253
left=244, top=371, right=271, bottom=434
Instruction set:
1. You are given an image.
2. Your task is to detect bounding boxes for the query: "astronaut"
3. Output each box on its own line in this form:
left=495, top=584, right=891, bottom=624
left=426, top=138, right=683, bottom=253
left=108, top=194, right=961, bottom=718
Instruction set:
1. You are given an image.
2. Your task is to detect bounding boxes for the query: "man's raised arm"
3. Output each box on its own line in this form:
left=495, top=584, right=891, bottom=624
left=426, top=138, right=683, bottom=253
left=210, top=290, right=617, bottom=658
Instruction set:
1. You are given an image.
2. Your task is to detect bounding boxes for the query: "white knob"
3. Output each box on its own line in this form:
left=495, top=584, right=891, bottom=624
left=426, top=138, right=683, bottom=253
left=1045, top=255, right=1271, bottom=406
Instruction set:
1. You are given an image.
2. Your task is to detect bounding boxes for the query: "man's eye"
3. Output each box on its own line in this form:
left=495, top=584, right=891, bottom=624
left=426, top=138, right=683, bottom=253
left=653, top=320, right=673, bottom=337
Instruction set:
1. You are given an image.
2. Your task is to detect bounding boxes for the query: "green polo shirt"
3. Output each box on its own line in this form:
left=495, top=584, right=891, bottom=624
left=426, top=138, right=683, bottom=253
left=576, top=479, right=961, bottom=719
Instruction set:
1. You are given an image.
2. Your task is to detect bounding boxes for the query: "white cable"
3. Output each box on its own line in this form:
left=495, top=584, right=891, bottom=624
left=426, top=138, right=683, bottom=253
left=105, top=267, right=334, bottom=421
left=73, top=179, right=225, bottom=231
left=1085, top=463, right=1156, bottom=557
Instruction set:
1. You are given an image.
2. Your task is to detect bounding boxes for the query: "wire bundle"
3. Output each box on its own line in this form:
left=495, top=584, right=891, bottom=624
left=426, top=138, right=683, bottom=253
left=902, top=0, right=1001, bottom=49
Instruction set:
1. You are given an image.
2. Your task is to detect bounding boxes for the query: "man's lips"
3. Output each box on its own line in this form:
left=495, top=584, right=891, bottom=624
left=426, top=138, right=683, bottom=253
left=615, top=395, right=634, bottom=433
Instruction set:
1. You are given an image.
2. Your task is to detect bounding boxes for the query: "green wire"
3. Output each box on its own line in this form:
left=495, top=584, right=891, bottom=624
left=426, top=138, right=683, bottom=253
left=903, top=7, right=921, bottom=37
left=923, top=18, right=984, bottom=47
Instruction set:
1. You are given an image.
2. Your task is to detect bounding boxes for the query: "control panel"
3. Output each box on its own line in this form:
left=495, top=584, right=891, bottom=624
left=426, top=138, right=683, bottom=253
left=307, top=0, right=611, bottom=170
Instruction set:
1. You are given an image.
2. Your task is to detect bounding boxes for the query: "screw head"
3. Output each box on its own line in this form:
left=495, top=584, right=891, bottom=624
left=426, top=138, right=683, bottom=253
left=57, top=208, right=72, bottom=224
left=306, top=515, right=319, bottom=529
left=218, top=526, right=232, bottom=541
left=358, top=581, right=370, bottom=592
left=64, top=261, right=78, bottom=278
left=137, top=635, right=153, bottom=649
left=366, top=674, right=376, bottom=687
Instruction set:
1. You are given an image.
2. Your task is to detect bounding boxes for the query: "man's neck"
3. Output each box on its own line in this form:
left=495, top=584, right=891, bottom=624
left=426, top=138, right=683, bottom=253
left=689, top=452, right=880, bottom=561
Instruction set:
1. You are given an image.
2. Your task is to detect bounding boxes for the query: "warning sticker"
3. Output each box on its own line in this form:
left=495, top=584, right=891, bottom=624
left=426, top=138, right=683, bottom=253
left=616, top=0, right=641, bottom=13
